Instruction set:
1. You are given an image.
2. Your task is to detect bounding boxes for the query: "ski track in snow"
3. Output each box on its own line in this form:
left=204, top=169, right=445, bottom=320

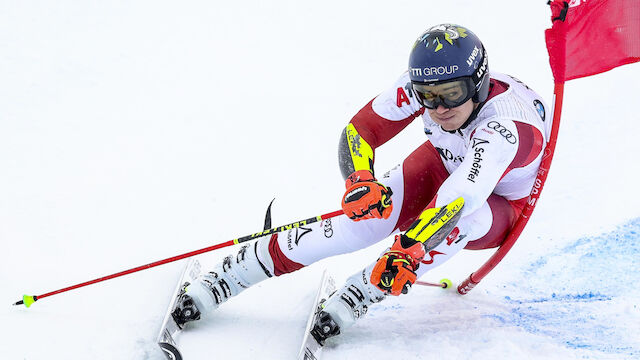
left=323, top=219, right=640, bottom=360
left=493, top=218, right=640, bottom=358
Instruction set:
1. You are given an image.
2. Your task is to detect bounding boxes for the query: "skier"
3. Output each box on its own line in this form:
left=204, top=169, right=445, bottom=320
left=171, top=24, right=548, bottom=343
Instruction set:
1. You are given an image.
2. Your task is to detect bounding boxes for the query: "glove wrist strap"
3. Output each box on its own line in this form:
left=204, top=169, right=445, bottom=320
left=345, top=170, right=375, bottom=188
left=390, top=234, right=425, bottom=269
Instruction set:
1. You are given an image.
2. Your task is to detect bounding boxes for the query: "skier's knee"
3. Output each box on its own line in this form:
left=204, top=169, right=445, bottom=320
left=258, top=233, right=305, bottom=276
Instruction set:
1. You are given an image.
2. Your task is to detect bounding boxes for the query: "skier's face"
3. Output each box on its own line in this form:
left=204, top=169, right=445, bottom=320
left=427, top=99, right=476, bottom=131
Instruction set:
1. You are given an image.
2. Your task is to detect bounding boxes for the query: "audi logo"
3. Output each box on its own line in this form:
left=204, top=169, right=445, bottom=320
left=323, top=219, right=334, bottom=238
left=487, top=121, right=517, bottom=144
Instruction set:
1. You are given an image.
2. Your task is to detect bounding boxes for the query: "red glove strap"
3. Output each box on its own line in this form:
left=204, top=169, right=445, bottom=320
left=390, top=234, right=426, bottom=265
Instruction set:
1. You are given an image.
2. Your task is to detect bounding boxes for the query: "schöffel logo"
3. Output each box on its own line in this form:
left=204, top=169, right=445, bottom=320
left=411, top=65, right=459, bottom=77
left=467, top=137, right=488, bottom=183
left=487, top=121, right=517, bottom=144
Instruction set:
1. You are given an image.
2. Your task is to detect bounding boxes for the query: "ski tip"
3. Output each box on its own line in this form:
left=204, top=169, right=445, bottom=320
left=13, top=295, right=37, bottom=308
left=439, top=278, right=453, bottom=289
left=159, top=342, right=183, bottom=360
left=264, top=198, right=276, bottom=230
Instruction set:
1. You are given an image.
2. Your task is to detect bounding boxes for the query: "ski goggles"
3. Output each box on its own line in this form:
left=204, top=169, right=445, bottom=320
left=412, top=77, right=476, bottom=109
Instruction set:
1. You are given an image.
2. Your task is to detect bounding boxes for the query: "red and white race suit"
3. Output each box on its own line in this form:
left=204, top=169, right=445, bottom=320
left=252, top=72, right=549, bottom=279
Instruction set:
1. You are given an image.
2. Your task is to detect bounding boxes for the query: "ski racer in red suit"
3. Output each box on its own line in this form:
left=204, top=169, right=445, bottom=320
left=171, top=24, right=549, bottom=343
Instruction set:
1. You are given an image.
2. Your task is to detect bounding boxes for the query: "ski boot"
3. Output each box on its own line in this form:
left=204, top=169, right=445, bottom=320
left=311, top=265, right=385, bottom=343
left=178, top=244, right=272, bottom=321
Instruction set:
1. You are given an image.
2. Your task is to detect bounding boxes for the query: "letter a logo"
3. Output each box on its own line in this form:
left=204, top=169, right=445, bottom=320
left=396, top=87, right=410, bottom=107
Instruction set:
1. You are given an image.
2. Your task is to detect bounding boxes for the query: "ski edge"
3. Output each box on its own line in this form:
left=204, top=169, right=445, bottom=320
left=297, top=270, right=337, bottom=360
left=156, top=258, right=202, bottom=360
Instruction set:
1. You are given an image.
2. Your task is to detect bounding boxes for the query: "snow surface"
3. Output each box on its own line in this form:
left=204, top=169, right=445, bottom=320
left=2, top=1, right=639, bottom=359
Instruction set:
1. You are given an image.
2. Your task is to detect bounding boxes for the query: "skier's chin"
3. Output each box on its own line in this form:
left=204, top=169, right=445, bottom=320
left=434, top=115, right=466, bottom=131
left=428, top=100, right=475, bottom=131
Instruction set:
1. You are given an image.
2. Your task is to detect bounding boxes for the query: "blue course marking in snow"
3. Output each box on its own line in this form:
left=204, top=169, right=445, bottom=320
left=487, top=218, right=640, bottom=357
left=367, top=303, right=404, bottom=317
left=503, top=292, right=612, bottom=304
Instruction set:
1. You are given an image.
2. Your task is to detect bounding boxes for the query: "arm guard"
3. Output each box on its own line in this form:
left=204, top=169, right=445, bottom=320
left=338, top=123, right=375, bottom=180
left=404, top=197, right=465, bottom=249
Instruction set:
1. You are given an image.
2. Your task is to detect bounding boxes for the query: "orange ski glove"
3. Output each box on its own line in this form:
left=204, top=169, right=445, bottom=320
left=370, top=234, right=425, bottom=296
left=341, top=170, right=393, bottom=221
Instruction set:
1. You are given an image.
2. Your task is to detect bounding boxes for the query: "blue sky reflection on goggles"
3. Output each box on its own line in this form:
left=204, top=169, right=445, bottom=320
left=412, top=77, right=475, bottom=109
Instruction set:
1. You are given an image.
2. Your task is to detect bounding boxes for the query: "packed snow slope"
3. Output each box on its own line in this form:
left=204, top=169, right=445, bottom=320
left=1, top=1, right=639, bottom=359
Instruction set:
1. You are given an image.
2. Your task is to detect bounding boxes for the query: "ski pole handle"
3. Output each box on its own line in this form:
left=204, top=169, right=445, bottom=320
left=13, top=209, right=345, bottom=308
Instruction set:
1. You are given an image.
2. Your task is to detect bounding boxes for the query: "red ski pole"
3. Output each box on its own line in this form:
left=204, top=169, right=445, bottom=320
left=13, top=209, right=344, bottom=308
left=416, top=278, right=453, bottom=289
